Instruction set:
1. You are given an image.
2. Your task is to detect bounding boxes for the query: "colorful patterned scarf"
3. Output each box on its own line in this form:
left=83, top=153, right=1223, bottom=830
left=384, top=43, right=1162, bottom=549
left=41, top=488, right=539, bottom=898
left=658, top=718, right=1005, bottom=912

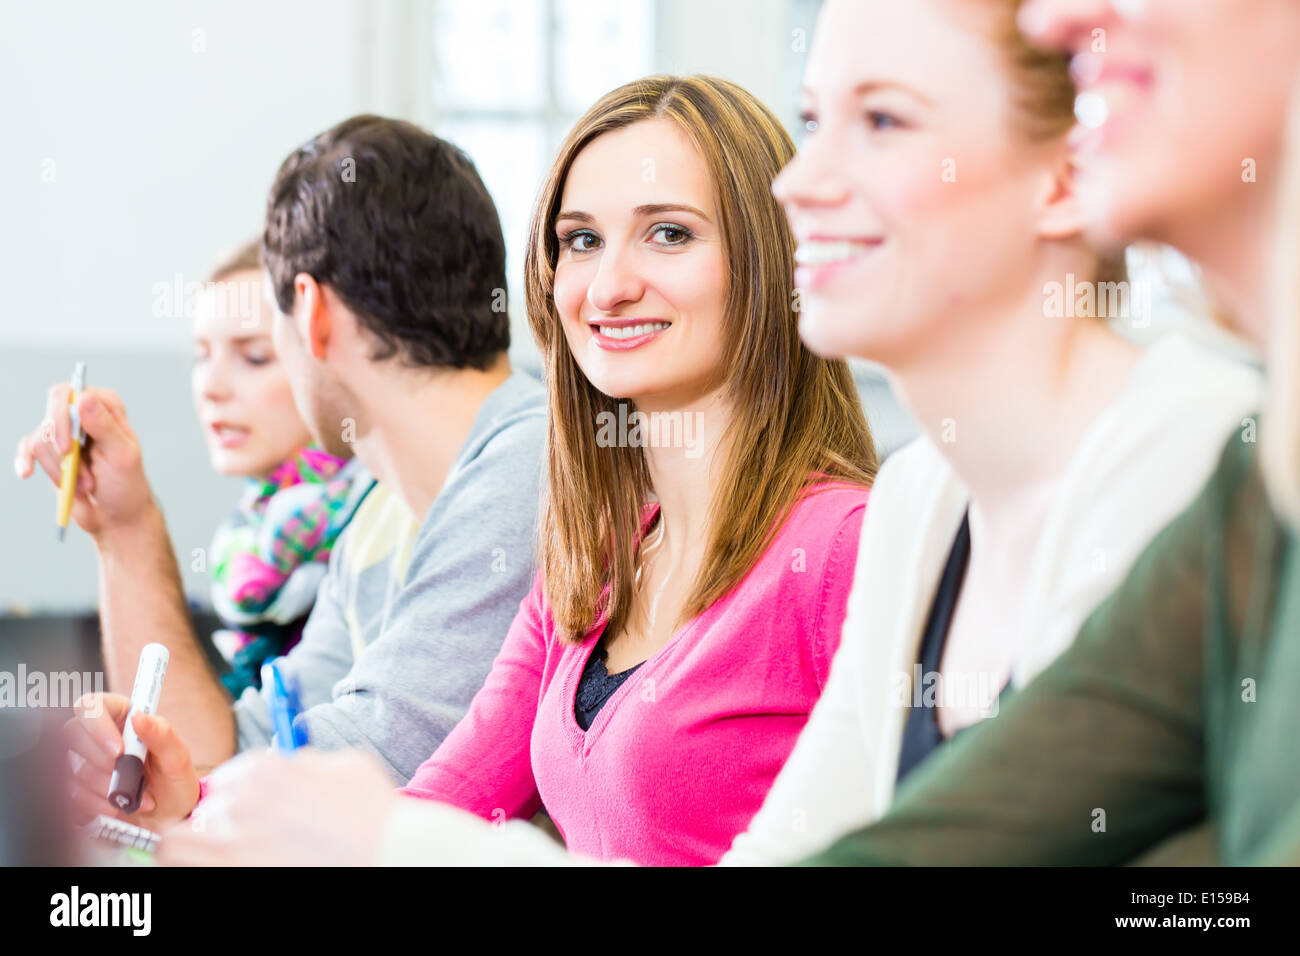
left=209, top=447, right=370, bottom=697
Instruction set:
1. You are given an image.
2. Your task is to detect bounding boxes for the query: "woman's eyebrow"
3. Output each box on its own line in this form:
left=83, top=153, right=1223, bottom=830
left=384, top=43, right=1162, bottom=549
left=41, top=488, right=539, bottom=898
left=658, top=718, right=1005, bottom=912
left=851, top=79, right=935, bottom=107
left=555, top=203, right=711, bottom=225
left=801, top=79, right=935, bottom=107
left=634, top=202, right=709, bottom=221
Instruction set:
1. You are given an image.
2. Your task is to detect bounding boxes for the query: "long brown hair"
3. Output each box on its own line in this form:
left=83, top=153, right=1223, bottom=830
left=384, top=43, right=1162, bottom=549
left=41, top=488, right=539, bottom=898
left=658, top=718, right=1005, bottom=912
left=525, top=74, right=877, bottom=643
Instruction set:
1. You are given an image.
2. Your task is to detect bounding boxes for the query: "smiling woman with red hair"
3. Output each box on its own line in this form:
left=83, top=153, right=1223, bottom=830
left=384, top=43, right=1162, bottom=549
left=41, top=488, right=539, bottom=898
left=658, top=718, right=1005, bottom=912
left=722, top=0, right=1262, bottom=865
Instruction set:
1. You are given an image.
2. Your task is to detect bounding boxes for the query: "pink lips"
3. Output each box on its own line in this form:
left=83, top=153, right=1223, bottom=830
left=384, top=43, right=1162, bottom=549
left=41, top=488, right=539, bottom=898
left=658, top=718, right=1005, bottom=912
left=589, top=318, right=672, bottom=352
left=794, top=238, right=884, bottom=292
left=1068, top=54, right=1155, bottom=157
left=209, top=421, right=250, bottom=449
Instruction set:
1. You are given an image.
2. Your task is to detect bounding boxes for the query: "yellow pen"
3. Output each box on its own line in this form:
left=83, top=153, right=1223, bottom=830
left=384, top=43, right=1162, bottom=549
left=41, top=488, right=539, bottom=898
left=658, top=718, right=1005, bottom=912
left=56, top=362, right=87, bottom=542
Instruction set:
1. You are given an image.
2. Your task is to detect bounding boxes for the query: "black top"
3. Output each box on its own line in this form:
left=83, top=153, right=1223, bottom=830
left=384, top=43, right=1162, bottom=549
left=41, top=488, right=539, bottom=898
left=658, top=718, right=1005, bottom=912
left=575, top=645, right=644, bottom=731
left=895, top=512, right=972, bottom=785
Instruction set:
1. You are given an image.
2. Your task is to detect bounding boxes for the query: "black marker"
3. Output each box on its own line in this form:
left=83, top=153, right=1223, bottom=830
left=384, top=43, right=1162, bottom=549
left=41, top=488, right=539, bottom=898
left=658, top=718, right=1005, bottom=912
left=107, top=643, right=169, bottom=814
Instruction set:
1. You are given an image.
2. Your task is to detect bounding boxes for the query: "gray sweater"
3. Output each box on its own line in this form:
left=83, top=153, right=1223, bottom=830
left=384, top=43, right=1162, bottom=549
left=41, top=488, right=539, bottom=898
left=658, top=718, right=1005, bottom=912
left=232, top=372, right=547, bottom=783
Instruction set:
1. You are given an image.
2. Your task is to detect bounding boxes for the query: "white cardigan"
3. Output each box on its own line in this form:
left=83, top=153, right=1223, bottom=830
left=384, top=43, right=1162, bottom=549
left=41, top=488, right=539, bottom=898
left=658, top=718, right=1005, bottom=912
left=719, top=333, right=1262, bottom=865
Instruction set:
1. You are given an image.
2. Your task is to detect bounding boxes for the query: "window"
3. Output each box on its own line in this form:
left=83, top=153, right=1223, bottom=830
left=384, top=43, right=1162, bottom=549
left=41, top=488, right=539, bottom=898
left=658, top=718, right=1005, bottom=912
left=430, top=0, right=657, bottom=308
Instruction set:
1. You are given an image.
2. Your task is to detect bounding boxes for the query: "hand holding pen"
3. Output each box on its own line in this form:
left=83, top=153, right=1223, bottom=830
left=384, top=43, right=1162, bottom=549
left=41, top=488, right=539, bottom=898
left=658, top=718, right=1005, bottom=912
left=55, top=362, right=87, bottom=541
left=13, top=375, right=156, bottom=540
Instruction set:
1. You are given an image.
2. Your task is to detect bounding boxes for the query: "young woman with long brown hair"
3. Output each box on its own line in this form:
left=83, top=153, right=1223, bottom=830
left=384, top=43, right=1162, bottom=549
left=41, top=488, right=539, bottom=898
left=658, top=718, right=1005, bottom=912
left=381, top=74, right=877, bottom=866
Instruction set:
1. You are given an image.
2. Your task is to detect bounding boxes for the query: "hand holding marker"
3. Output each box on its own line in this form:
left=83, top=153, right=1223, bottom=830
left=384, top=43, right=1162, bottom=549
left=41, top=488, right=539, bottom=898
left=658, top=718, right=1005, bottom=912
left=107, top=643, right=170, bottom=814
left=102, top=651, right=298, bottom=821
left=85, top=649, right=295, bottom=857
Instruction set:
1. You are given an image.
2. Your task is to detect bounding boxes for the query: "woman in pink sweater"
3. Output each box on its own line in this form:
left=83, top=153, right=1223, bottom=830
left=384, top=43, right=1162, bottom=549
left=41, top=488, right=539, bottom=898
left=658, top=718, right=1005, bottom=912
left=401, top=487, right=869, bottom=864
left=393, top=75, right=876, bottom=865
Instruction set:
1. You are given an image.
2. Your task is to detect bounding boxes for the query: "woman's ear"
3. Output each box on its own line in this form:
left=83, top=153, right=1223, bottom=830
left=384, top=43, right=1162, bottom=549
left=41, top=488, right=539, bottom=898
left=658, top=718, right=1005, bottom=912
left=1034, top=149, right=1090, bottom=241
left=293, top=273, right=332, bottom=361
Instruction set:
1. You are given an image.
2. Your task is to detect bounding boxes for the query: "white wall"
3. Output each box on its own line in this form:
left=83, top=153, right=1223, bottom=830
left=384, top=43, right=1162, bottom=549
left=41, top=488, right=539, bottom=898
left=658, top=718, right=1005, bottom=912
left=657, top=0, right=800, bottom=127
left=2, top=0, right=373, bottom=613
left=0, top=0, right=369, bottom=354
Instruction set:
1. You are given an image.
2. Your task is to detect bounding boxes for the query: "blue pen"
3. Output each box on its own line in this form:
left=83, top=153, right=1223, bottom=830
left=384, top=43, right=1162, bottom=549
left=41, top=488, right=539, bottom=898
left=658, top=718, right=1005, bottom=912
left=261, top=657, right=309, bottom=753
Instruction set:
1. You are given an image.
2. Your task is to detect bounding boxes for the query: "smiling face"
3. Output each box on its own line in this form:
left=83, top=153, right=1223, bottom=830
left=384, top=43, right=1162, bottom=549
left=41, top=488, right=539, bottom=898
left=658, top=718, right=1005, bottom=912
left=191, top=268, right=313, bottom=477
left=1018, top=0, right=1300, bottom=250
left=772, top=0, right=1071, bottom=365
left=551, top=118, right=730, bottom=408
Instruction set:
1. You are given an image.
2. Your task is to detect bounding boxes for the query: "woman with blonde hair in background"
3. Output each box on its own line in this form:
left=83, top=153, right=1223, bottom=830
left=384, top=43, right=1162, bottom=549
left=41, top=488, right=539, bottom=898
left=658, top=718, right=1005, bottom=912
left=16, top=241, right=370, bottom=701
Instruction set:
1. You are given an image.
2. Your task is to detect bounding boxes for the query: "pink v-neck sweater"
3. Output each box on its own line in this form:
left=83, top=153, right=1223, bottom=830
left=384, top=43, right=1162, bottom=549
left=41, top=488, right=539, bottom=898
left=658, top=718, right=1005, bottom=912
left=400, top=482, right=869, bottom=865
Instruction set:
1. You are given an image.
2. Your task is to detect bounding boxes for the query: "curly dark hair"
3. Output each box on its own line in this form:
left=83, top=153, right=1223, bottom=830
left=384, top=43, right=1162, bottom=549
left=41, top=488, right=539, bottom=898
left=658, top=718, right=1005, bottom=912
left=263, top=114, right=510, bottom=370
